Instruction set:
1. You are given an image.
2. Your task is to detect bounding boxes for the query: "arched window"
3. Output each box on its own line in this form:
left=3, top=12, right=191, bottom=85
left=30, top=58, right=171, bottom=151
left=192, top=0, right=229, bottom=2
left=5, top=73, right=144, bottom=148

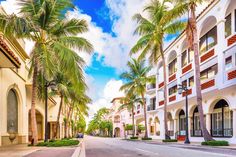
left=211, top=100, right=233, bottom=137
left=192, top=107, right=205, bottom=137
left=7, top=89, right=18, bottom=133
left=179, top=110, right=186, bottom=135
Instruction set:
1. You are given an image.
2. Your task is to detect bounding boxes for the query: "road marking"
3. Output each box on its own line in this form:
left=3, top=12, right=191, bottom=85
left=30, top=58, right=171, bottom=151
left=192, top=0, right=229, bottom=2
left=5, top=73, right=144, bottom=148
left=135, top=148, right=159, bottom=156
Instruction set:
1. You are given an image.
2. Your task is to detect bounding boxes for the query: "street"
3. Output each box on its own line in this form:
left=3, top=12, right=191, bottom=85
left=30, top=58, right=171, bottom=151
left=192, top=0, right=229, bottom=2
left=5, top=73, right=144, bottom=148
left=85, top=136, right=236, bottom=157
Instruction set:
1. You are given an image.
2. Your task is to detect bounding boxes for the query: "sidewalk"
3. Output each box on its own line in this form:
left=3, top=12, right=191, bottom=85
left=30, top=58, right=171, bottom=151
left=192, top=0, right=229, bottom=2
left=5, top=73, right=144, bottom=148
left=145, top=139, right=236, bottom=149
left=0, top=144, right=43, bottom=157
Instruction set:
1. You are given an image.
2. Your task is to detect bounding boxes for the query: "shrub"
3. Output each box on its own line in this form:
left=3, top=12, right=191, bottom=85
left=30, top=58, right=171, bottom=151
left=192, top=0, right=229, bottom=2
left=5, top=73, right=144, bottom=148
left=201, top=140, right=229, bottom=146
left=125, top=124, right=133, bottom=131
left=138, top=124, right=145, bottom=131
left=162, top=139, right=178, bottom=142
left=142, top=137, right=152, bottom=140
left=130, top=137, right=138, bottom=140
left=36, top=139, right=79, bottom=147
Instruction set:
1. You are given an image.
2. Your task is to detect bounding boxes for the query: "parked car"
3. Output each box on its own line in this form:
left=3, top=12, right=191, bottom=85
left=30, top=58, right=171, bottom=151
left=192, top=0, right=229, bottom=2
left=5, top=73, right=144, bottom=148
left=76, top=133, right=84, bottom=138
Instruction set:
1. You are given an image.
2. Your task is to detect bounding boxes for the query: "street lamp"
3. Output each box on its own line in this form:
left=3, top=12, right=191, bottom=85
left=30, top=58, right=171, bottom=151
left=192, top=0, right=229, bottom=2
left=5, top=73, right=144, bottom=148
left=44, top=80, right=57, bottom=142
left=178, top=84, right=190, bottom=144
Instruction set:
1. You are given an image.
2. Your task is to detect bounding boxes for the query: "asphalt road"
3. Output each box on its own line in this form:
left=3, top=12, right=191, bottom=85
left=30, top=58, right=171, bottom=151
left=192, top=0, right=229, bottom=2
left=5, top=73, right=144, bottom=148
left=85, top=136, right=236, bottom=157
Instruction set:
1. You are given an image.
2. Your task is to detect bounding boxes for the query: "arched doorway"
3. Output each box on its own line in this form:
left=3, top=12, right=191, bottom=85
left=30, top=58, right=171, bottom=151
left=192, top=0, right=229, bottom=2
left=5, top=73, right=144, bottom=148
left=211, top=99, right=233, bottom=137
left=154, top=117, right=160, bottom=136
left=114, top=127, right=120, bottom=137
left=192, top=106, right=205, bottom=137
left=167, top=112, right=174, bottom=136
left=148, top=118, right=154, bottom=136
left=7, top=89, right=18, bottom=134
left=28, top=110, right=43, bottom=141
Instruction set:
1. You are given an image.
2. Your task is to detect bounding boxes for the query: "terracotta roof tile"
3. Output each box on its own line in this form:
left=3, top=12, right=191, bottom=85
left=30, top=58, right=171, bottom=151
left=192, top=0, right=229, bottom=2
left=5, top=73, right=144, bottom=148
left=0, top=37, right=21, bottom=67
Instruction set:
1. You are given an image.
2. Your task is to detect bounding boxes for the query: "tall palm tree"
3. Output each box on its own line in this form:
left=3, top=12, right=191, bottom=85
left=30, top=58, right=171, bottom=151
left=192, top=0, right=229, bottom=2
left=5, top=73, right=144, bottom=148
left=130, top=0, right=185, bottom=139
left=120, top=58, right=154, bottom=138
left=172, top=0, right=213, bottom=141
left=118, top=94, right=142, bottom=137
left=0, top=0, right=93, bottom=144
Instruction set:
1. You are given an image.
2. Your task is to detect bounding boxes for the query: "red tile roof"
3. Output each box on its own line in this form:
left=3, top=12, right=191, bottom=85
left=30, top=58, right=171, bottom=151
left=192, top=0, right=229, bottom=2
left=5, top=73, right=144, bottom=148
left=0, top=38, right=21, bottom=67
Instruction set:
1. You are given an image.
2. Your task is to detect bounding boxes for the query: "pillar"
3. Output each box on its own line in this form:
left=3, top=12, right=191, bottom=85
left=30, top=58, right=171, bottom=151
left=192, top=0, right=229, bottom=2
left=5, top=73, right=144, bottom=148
left=233, top=109, right=236, bottom=138
left=174, top=118, right=177, bottom=138
left=206, top=113, right=211, bottom=133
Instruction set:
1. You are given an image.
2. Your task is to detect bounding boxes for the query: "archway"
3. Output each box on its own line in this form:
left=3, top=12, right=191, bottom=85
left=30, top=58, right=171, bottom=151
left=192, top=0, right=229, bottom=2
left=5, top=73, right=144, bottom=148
left=7, top=89, right=18, bottom=133
left=114, top=127, right=120, bottom=137
left=148, top=118, right=154, bottom=136
left=167, top=112, right=174, bottom=136
left=211, top=99, right=233, bottom=137
left=28, top=110, right=44, bottom=141
left=154, top=117, right=160, bottom=136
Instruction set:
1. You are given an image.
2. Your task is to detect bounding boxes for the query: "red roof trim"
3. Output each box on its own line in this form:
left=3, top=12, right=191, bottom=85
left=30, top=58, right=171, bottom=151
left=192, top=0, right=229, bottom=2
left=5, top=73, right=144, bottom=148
left=0, top=38, right=21, bottom=68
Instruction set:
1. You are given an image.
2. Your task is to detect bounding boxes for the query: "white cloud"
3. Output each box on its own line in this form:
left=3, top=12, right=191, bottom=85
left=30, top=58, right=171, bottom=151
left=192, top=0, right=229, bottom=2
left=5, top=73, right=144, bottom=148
left=87, top=79, right=124, bottom=121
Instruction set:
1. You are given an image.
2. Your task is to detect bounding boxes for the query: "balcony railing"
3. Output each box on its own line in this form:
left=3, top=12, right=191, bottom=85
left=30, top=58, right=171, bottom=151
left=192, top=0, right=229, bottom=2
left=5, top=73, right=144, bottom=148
left=147, top=83, right=156, bottom=90
left=114, top=120, right=120, bottom=123
left=211, top=128, right=233, bottom=137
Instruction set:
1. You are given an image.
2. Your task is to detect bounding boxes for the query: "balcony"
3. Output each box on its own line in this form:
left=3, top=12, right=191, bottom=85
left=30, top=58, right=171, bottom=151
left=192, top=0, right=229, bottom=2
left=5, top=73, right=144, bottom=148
left=147, top=103, right=156, bottom=111
left=146, top=83, right=156, bottom=95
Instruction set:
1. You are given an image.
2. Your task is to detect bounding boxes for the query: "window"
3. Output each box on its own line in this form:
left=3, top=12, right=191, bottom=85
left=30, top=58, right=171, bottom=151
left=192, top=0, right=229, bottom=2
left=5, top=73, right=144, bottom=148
left=181, top=49, right=194, bottom=68
left=211, top=99, right=233, bottom=137
left=225, top=56, right=233, bottom=71
left=200, top=26, right=217, bottom=55
left=181, top=50, right=187, bottom=67
left=168, top=58, right=177, bottom=76
left=179, top=110, right=186, bottom=135
left=182, top=77, right=194, bottom=88
left=168, top=85, right=177, bottom=96
left=7, top=89, right=18, bottom=133
left=189, top=77, right=194, bottom=87
left=200, top=64, right=218, bottom=81
left=225, top=14, right=232, bottom=38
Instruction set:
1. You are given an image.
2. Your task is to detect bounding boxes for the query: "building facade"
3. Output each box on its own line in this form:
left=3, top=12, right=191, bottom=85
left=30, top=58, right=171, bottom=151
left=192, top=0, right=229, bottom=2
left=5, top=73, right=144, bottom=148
left=0, top=8, right=66, bottom=146
left=136, top=0, right=236, bottom=144
left=107, top=98, right=132, bottom=138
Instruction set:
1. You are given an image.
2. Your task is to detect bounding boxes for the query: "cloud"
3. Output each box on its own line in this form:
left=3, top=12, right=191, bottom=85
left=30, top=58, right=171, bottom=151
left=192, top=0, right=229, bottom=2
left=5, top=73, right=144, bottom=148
left=87, top=79, right=124, bottom=120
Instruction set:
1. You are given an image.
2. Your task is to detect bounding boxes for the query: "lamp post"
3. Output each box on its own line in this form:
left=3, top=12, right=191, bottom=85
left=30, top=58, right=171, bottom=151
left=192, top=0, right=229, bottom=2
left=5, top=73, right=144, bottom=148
left=178, top=84, right=190, bottom=144
left=44, top=80, right=57, bottom=142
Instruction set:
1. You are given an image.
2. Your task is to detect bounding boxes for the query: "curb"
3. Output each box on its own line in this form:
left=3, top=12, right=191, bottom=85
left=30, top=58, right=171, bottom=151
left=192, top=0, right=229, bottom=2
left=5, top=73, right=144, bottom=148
left=71, top=139, right=85, bottom=157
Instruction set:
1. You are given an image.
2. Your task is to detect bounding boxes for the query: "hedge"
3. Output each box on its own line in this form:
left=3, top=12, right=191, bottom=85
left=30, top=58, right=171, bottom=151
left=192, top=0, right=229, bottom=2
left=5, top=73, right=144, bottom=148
left=142, top=137, right=152, bottom=140
left=162, top=139, right=178, bottom=142
left=130, top=137, right=138, bottom=140
left=37, top=139, right=80, bottom=147
left=201, top=140, right=229, bottom=146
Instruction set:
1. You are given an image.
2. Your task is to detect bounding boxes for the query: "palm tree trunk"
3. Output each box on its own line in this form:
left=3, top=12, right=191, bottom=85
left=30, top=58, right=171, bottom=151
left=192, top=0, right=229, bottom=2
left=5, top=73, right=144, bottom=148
left=31, top=60, right=39, bottom=145
left=141, top=93, right=148, bottom=138
left=190, top=5, right=213, bottom=141
left=161, top=46, right=169, bottom=140
left=54, top=94, right=63, bottom=139
left=132, top=105, right=135, bottom=137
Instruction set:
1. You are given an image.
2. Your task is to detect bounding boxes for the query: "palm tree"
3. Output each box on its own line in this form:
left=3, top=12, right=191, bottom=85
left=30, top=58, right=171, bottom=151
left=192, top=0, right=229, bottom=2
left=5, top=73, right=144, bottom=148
left=120, top=58, right=154, bottom=138
left=172, top=0, right=213, bottom=141
left=0, top=0, right=93, bottom=144
left=130, top=0, right=185, bottom=139
left=118, top=94, right=142, bottom=137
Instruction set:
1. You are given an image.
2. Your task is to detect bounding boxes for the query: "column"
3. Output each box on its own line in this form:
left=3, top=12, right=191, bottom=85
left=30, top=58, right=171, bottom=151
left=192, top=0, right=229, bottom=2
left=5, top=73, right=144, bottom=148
left=188, top=117, right=192, bottom=138
left=233, top=109, right=236, bottom=138
left=206, top=113, right=211, bottom=133
left=216, top=19, right=227, bottom=86
left=174, top=118, right=177, bottom=138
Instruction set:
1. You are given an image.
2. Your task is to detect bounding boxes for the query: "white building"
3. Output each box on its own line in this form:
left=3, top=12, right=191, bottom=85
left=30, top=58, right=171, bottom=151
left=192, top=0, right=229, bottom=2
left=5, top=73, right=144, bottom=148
left=137, top=0, right=236, bottom=144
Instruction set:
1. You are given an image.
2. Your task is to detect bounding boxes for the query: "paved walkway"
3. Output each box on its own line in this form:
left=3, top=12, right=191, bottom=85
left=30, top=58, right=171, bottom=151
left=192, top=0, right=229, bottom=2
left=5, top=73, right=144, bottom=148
left=24, top=147, right=76, bottom=157
left=0, top=144, right=77, bottom=157
left=0, top=144, right=42, bottom=157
